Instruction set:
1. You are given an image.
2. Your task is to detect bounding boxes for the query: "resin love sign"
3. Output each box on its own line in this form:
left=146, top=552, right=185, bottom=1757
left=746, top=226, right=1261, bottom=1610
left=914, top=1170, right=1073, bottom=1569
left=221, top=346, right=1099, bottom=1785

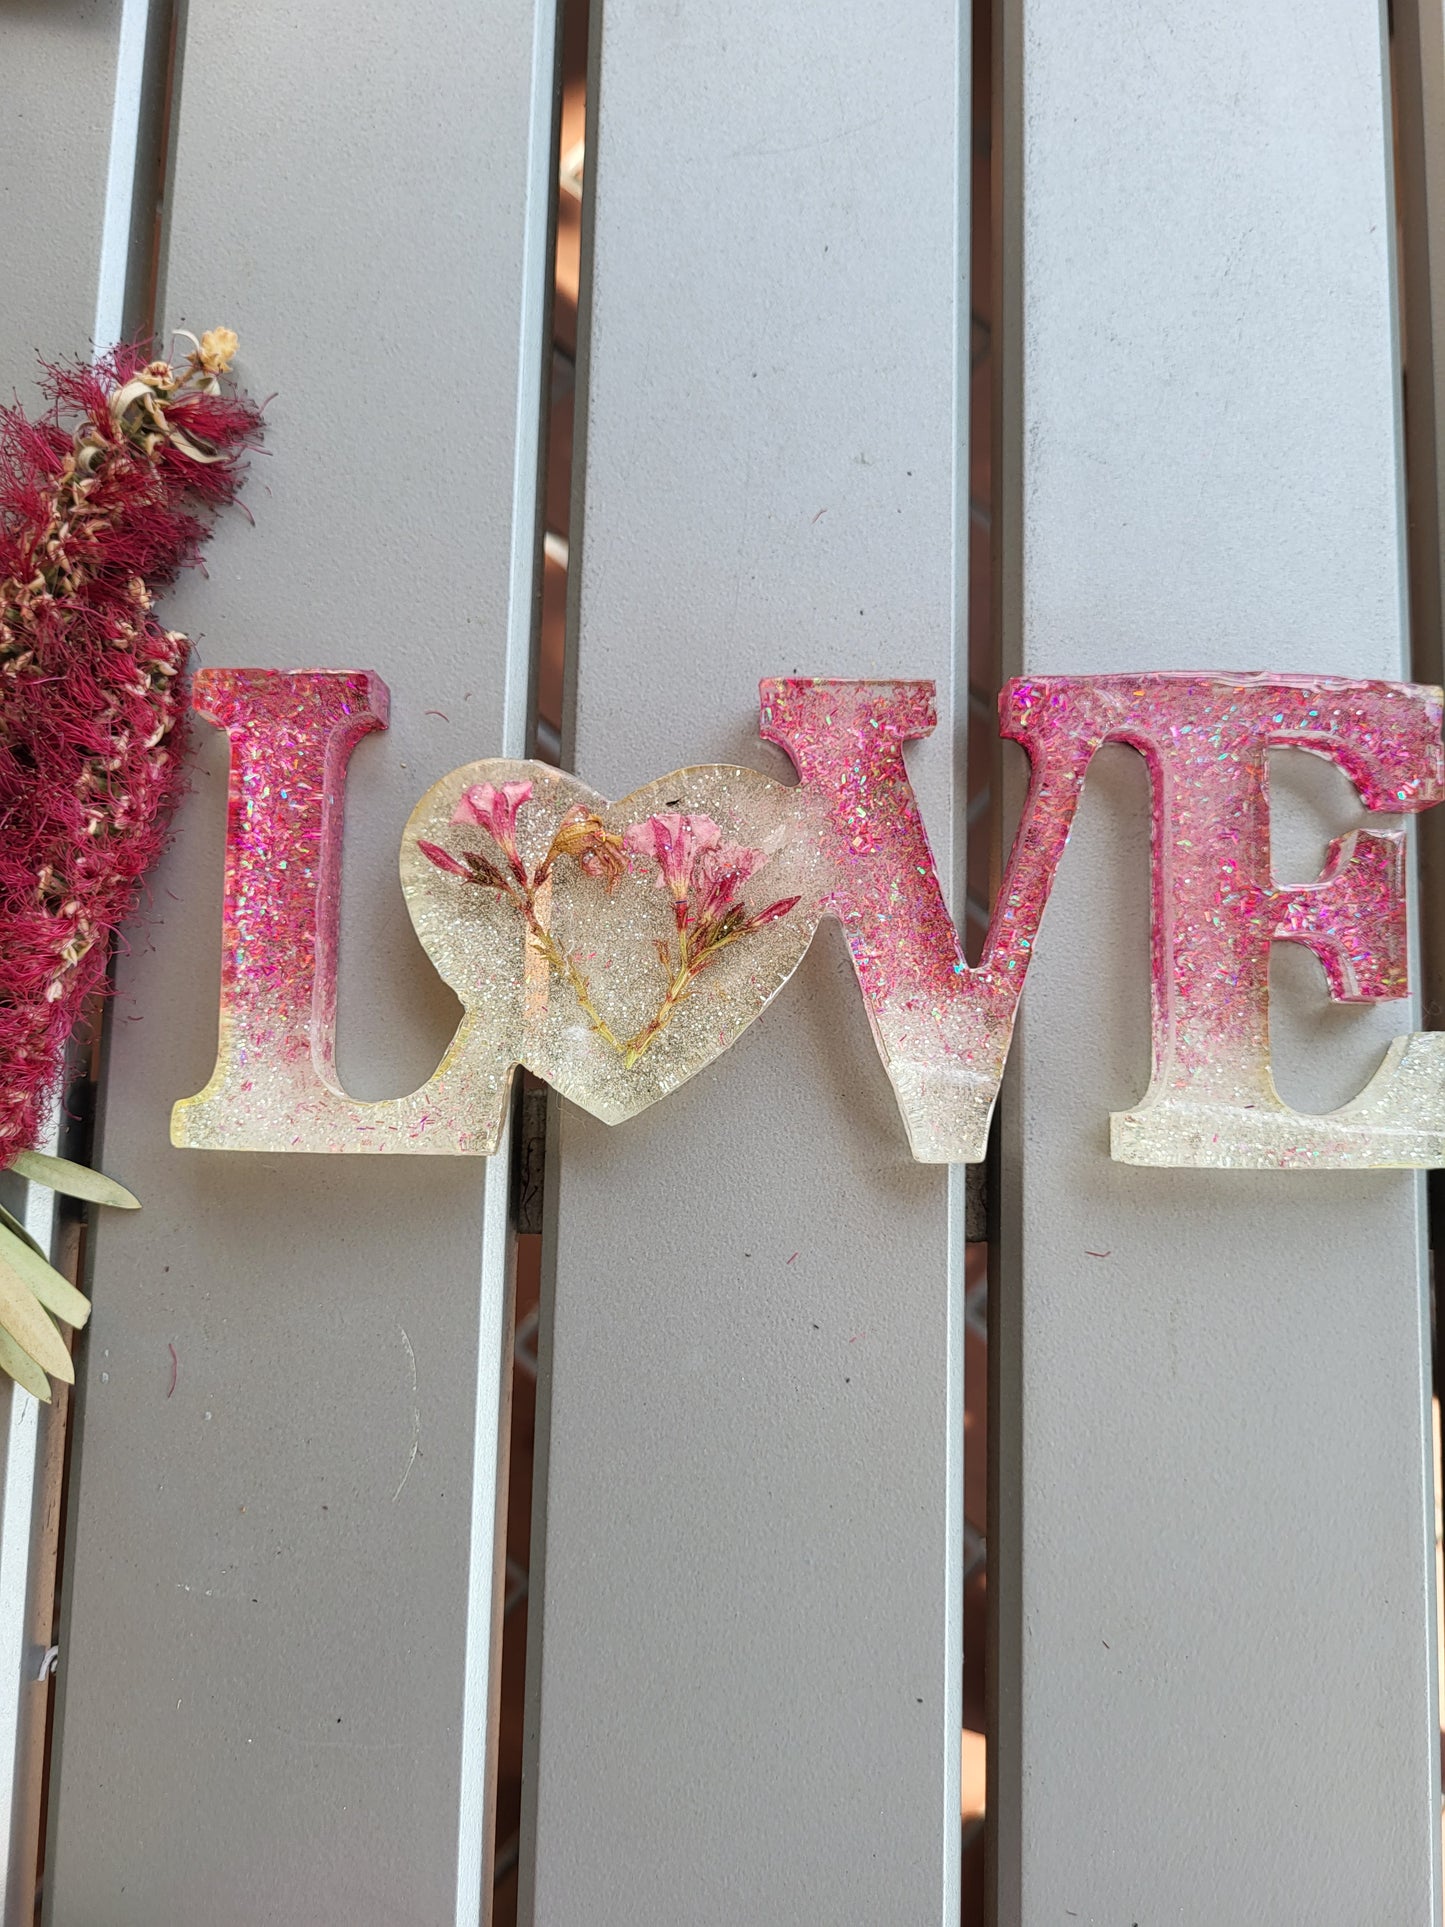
left=171, top=668, right=1445, bottom=1169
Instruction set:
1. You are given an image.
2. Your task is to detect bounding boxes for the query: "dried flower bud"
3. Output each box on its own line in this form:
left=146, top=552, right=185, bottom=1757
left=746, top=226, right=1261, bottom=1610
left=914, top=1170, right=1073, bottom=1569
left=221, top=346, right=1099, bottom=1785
left=746, top=895, right=802, bottom=933
left=546, top=805, right=627, bottom=891
left=416, top=840, right=473, bottom=880
left=196, top=328, right=239, bottom=375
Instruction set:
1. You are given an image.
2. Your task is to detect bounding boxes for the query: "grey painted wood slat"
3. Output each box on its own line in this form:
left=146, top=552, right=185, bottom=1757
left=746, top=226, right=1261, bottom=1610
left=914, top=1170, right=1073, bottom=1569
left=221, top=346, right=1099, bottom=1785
left=0, top=0, right=137, bottom=363
left=994, top=1, right=1442, bottom=1918
left=521, top=4, right=968, bottom=1922
left=1396, top=0, right=1445, bottom=1019
left=0, top=6, right=156, bottom=1920
left=42, top=2, right=558, bottom=1922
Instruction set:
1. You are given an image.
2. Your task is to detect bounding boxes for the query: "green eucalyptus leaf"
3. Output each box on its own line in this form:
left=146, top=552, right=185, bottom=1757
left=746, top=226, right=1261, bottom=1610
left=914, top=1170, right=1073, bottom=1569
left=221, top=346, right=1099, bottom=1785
left=0, top=1228, right=90, bottom=1329
left=0, top=1328, right=51, bottom=1403
left=0, top=1267, right=71, bottom=1385
left=0, top=1204, right=45, bottom=1260
left=10, top=1151, right=140, bottom=1210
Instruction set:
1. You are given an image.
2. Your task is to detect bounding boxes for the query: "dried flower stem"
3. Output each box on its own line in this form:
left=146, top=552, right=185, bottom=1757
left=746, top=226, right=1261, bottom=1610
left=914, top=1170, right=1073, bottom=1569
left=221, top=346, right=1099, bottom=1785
left=495, top=861, right=695, bottom=1064
left=621, top=918, right=754, bottom=1066
left=516, top=894, right=627, bottom=1055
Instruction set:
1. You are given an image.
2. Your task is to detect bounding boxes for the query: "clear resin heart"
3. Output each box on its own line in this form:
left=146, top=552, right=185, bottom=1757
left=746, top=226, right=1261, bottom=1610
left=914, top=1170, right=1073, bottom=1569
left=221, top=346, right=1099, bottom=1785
left=402, top=761, right=826, bottom=1124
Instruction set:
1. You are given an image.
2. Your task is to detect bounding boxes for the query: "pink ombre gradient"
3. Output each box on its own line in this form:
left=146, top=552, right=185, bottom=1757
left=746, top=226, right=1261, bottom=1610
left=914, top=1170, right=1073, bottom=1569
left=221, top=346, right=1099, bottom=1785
left=764, top=673, right=1445, bottom=1165
left=760, top=678, right=1093, bottom=1159
left=173, top=669, right=515, bottom=1154
left=174, top=668, right=1445, bottom=1168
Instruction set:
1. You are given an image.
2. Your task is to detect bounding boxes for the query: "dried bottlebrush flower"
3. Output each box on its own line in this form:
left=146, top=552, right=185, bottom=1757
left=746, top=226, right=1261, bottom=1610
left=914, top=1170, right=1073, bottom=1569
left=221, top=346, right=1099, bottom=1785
left=0, top=333, right=260, bottom=1394
left=0, top=333, right=261, bottom=1160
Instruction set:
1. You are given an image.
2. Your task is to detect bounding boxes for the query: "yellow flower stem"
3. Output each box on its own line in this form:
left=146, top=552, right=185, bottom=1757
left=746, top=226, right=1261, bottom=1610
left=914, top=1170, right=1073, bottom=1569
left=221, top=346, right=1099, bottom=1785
left=486, top=841, right=765, bottom=1071
left=514, top=885, right=627, bottom=1055
left=621, top=922, right=750, bottom=1068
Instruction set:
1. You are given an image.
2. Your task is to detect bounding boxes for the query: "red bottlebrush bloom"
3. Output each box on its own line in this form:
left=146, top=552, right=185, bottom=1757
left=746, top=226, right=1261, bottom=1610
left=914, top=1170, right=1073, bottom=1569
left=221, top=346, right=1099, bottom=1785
left=0, top=330, right=261, bottom=1164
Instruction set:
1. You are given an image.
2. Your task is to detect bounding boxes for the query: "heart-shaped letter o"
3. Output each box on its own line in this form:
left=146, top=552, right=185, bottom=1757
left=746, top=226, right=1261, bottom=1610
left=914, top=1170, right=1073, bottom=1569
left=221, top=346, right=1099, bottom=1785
left=401, top=760, right=826, bottom=1126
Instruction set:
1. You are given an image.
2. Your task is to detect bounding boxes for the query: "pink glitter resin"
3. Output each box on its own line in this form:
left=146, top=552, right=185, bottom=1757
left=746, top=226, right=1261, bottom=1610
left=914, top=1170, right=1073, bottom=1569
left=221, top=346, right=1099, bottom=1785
left=765, top=674, right=1445, bottom=1165
left=1036, top=672, right=1445, bottom=1168
left=172, top=669, right=516, bottom=1153
left=760, top=678, right=1091, bottom=1159
left=174, top=668, right=1445, bottom=1169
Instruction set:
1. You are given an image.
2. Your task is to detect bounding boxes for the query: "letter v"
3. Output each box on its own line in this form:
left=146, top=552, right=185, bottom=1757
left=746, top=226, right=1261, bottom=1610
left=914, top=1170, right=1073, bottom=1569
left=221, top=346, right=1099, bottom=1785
left=759, top=678, right=1092, bottom=1162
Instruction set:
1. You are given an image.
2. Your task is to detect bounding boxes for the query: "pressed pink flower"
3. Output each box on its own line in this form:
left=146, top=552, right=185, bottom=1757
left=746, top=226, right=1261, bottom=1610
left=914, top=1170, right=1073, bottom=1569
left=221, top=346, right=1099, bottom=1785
left=746, top=895, right=801, bottom=931
left=417, top=839, right=471, bottom=879
left=452, top=779, right=532, bottom=881
left=452, top=779, right=532, bottom=838
left=623, top=811, right=722, bottom=903
left=694, top=841, right=768, bottom=921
